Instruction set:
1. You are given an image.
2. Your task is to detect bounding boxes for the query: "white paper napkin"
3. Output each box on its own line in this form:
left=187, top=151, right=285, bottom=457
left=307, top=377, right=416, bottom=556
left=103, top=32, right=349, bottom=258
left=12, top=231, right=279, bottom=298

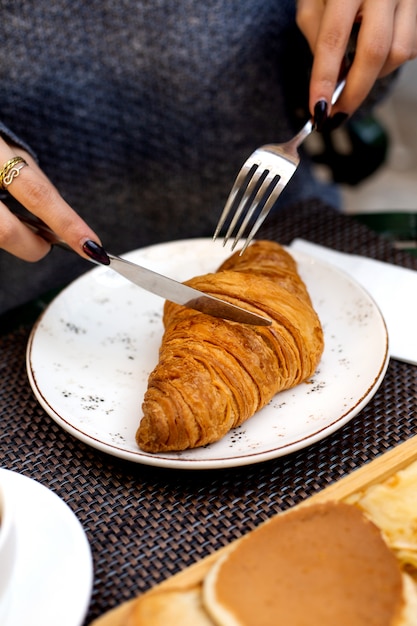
left=290, top=238, right=417, bottom=365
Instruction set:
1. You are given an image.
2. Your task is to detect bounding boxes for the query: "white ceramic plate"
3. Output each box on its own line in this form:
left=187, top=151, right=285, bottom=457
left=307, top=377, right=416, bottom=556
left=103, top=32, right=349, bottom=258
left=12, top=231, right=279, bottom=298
left=0, top=468, right=93, bottom=626
left=27, top=239, right=389, bottom=470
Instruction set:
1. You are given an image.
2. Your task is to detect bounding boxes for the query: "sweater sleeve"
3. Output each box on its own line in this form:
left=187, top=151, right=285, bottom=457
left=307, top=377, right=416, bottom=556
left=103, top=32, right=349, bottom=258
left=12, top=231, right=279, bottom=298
left=0, top=121, right=37, bottom=161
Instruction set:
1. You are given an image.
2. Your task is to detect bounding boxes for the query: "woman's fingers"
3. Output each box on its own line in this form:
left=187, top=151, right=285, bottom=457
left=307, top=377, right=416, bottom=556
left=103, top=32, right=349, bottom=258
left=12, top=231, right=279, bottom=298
left=0, top=139, right=101, bottom=261
left=296, top=0, right=325, bottom=52
left=378, top=0, right=417, bottom=76
left=297, top=0, right=417, bottom=120
left=0, top=201, right=51, bottom=261
left=326, top=7, right=395, bottom=116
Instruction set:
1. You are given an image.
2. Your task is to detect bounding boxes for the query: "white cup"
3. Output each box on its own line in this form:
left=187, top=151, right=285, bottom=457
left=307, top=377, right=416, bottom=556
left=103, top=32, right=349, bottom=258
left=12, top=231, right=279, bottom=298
left=0, top=478, right=16, bottom=622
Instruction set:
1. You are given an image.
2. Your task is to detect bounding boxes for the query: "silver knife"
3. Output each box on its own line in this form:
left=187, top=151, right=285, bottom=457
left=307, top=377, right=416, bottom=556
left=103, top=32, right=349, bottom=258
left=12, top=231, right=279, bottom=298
left=17, top=214, right=271, bottom=326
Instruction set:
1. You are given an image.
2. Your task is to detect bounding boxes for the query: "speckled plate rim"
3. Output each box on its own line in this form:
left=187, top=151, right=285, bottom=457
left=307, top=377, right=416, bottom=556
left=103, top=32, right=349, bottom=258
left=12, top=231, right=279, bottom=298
left=26, top=239, right=389, bottom=470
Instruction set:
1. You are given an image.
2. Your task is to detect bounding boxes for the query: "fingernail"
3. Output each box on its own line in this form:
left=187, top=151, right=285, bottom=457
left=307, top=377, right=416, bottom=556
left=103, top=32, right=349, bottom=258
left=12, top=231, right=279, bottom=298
left=82, top=240, right=110, bottom=265
left=328, top=112, right=349, bottom=130
left=313, top=100, right=328, bottom=132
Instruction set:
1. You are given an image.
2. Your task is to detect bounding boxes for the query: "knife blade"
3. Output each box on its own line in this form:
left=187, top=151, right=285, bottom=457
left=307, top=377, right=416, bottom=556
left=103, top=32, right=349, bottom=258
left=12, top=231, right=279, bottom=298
left=106, top=253, right=271, bottom=325
left=17, top=214, right=272, bottom=326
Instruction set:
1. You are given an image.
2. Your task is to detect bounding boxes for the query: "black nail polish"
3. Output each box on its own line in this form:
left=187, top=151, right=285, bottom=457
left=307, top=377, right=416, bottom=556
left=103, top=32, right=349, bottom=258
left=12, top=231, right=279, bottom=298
left=313, top=100, right=328, bottom=132
left=328, top=112, right=349, bottom=131
left=82, top=240, right=110, bottom=265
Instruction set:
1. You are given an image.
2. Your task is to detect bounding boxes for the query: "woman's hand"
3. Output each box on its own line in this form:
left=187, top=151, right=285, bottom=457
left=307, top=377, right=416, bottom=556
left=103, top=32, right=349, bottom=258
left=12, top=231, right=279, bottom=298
left=296, top=0, right=417, bottom=122
left=0, top=136, right=102, bottom=262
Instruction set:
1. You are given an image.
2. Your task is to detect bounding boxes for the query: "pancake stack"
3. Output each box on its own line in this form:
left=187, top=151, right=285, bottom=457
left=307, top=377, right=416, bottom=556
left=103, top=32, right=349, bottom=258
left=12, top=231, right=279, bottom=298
left=90, top=458, right=417, bottom=626
left=203, top=501, right=416, bottom=626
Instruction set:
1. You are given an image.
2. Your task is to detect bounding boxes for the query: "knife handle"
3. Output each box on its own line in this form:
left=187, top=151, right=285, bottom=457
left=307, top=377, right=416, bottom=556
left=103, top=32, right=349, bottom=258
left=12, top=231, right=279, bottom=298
left=15, top=213, right=74, bottom=252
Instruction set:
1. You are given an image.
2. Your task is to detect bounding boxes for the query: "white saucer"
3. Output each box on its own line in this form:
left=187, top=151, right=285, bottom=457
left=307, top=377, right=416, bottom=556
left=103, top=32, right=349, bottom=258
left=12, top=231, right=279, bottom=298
left=0, top=469, right=93, bottom=626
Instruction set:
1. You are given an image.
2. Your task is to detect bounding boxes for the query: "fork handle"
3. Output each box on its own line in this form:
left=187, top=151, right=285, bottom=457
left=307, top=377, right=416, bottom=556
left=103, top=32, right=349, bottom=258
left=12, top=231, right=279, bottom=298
left=330, top=79, right=347, bottom=106
left=291, top=77, right=346, bottom=149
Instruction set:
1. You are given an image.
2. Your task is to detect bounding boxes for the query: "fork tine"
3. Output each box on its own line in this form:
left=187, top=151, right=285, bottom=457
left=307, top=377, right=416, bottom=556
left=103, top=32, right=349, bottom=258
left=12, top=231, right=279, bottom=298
left=230, top=171, right=281, bottom=250
left=212, top=163, right=258, bottom=241
left=223, top=167, right=270, bottom=245
left=238, top=176, right=289, bottom=255
left=214, top=78, right=348, bottom=253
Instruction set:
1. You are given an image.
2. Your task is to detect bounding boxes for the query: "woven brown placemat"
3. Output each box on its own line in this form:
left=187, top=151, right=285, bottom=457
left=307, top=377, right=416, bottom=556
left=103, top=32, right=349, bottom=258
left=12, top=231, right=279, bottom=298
left=1, top=199, right=417, bottom=624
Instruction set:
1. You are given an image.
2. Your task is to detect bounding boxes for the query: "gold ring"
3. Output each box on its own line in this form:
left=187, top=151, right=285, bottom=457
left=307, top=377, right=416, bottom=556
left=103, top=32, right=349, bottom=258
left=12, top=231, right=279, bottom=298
left=0, top=156, right=28, bottom=190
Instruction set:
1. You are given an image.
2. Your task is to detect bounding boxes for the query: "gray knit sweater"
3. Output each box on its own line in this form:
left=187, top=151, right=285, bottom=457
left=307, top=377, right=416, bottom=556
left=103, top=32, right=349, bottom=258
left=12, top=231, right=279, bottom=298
left=0, top=1, right=369, bottom=312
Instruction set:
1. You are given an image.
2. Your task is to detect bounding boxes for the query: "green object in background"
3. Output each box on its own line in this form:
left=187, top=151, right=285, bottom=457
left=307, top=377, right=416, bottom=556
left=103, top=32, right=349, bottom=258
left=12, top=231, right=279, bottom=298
left=354, top=212, right=417, bottom=257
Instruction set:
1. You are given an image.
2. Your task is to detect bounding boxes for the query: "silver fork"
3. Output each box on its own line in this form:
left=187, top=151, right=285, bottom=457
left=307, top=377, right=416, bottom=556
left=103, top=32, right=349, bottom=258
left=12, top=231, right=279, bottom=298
left=213, top=80, right=346, bottom=255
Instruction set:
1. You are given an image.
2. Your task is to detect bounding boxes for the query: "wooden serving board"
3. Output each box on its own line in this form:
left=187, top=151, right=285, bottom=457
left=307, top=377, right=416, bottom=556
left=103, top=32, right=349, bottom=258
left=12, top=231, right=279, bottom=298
left=90, top=435, right=417, bottom=626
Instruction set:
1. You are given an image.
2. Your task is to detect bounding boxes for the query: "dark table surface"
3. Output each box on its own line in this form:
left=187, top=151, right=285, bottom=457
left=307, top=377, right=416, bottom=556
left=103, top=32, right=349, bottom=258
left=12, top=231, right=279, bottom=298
left=1, top=199, right=417, bottom=625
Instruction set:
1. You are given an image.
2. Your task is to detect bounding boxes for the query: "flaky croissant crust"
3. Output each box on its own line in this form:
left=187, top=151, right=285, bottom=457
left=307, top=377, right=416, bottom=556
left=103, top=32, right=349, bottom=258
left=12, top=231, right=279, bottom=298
left=136, top=241, right=324, bottom=453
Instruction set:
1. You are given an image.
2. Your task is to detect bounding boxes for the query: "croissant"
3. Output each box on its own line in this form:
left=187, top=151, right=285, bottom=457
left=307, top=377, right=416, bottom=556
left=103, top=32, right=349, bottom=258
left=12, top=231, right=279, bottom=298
left=136, top=240, right=324, bottom=453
